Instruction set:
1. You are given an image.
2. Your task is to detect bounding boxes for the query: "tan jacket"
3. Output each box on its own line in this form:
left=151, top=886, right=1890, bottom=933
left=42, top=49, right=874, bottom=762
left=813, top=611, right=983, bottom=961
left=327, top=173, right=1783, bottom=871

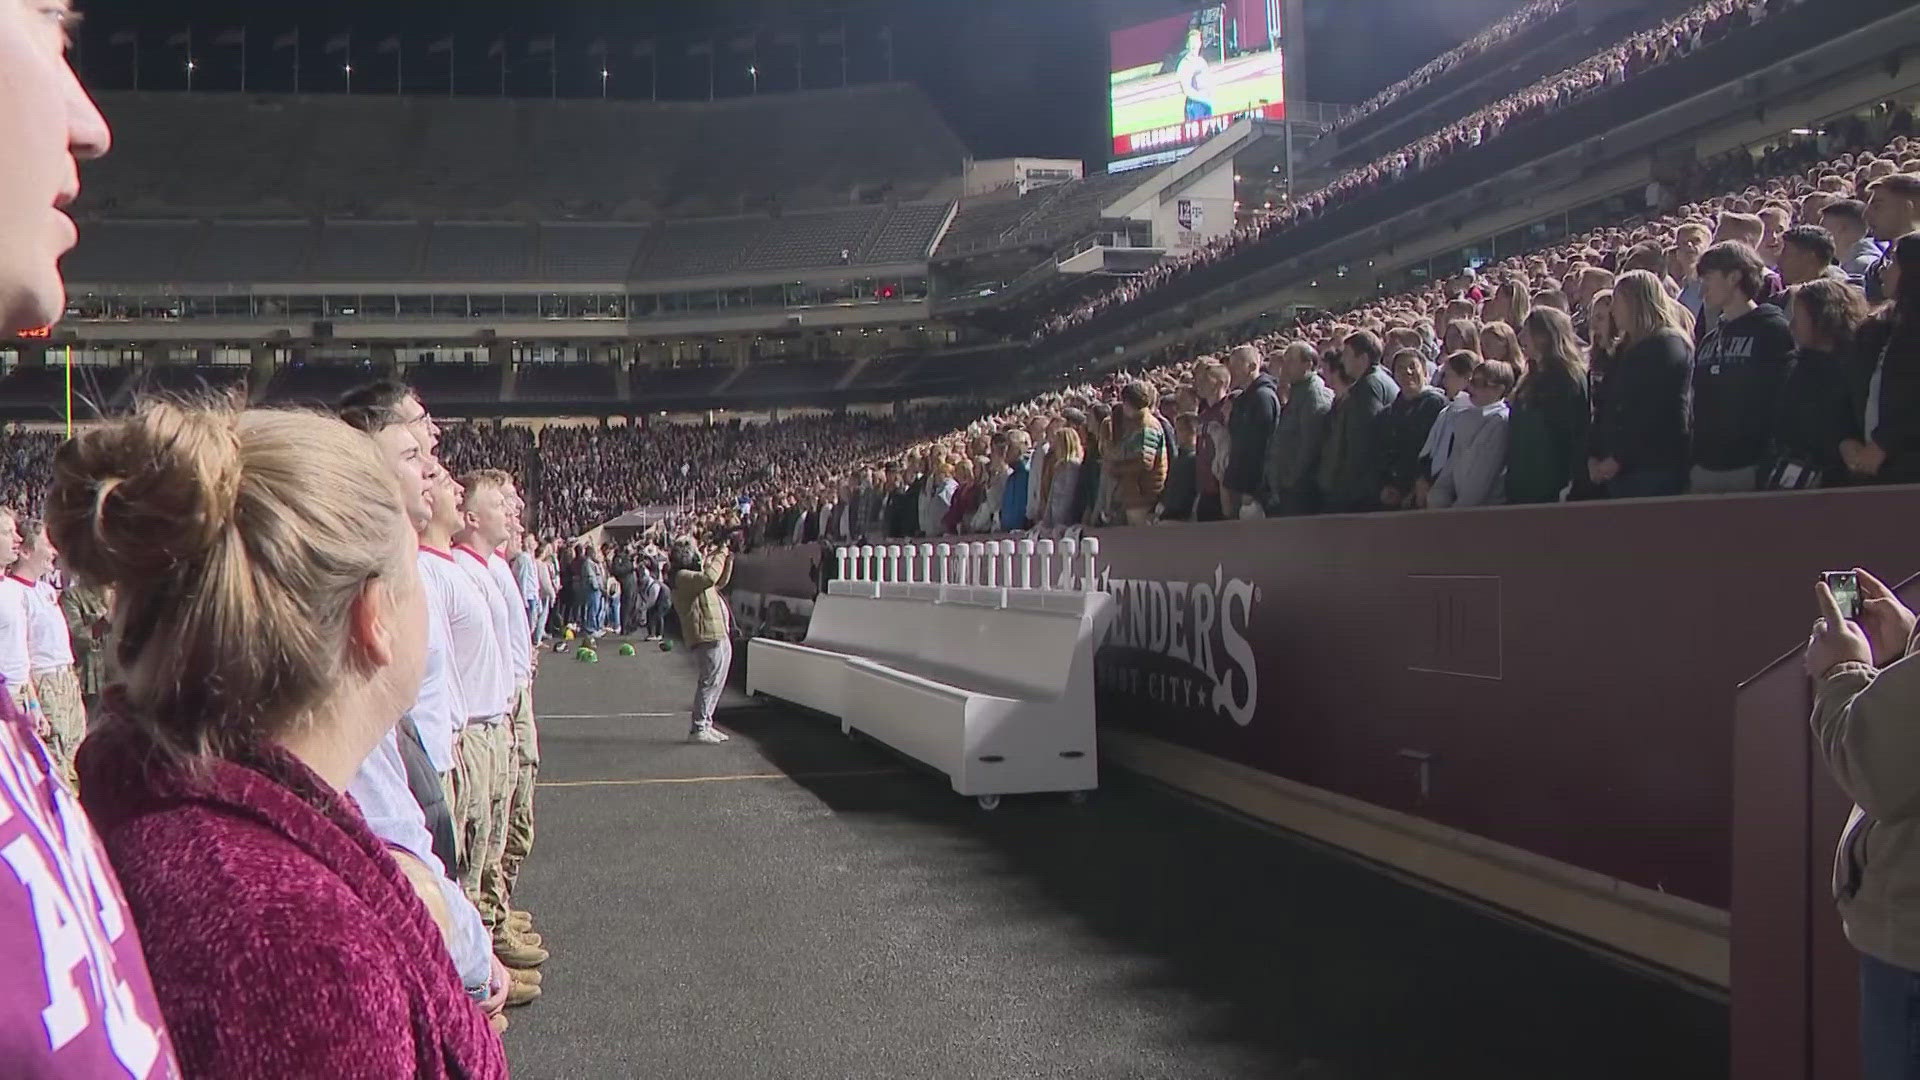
left=1813, top=651, right=1920, bottom=970
left=671, top=547, right=733, bottom=647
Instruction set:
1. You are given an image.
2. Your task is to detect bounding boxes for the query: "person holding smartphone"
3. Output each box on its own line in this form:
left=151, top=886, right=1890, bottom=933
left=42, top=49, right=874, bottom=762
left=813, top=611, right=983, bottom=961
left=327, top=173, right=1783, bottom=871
left=1806, top=567, right=1920, bottom=1078
left=670, top=534, right=734, bottom=744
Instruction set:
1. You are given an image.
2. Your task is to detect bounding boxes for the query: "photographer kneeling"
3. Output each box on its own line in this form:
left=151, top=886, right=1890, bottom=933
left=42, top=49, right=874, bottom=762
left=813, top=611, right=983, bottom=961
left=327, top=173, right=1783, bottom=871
left=670, top=535, right=734, bottom=745
left=1806, top=567, right=1920, bottom=1078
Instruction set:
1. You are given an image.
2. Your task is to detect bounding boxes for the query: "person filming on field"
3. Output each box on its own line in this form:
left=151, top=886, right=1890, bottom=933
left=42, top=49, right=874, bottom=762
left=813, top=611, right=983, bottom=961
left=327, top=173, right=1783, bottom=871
left=671, top=534, right=735, bottom=745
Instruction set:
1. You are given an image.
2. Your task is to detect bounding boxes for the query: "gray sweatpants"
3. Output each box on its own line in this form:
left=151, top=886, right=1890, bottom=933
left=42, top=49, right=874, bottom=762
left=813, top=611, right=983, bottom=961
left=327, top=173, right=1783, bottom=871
left=691, top=637, right=732, bottom=732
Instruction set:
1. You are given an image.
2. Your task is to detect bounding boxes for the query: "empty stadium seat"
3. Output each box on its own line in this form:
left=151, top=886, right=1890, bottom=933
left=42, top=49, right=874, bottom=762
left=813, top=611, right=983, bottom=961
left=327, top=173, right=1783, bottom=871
left=116, top=364, right=249, bottom=405
left=80, top=85, right=966, bottom=221
left=308, top=222, right=425, bottom=281
left=60, top=220, right=202, bottom=283
left=515, top=363, right=615, bottom=401
left=741, top=208, right=884, bottom=272
left=407, top=362, right=502, bottom=408
left=630, top=364, right=732, bottom=399
left=862, top=203, right=952, bottom=263
left=533, top=224, right=648, bottom=281
left=184, top=222, right=315, bottom=283
left=261, top=361, right=391, bottom=406
left=421, top=224, right=536, bottom=281
left=639, top=217, right=767, bottom=279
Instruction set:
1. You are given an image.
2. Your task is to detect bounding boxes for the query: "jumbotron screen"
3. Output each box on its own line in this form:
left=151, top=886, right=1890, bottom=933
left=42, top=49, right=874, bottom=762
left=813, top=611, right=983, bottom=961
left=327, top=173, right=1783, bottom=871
left=1109, top=1, right=1285, bottom=159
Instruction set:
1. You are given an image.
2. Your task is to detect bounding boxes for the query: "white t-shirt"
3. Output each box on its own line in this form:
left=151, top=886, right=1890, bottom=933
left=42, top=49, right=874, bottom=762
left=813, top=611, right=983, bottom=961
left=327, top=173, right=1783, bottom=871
left=420, top=546, right=509, bottom=725
left=455, top=546, right=519, bottom=711
left=409, top=550, right=466, bottom=773
left=482, top=551, right=532, bottom=686
left=21, top=578, right=73, bottom=672
left=0, top=579, right=35, bottom=684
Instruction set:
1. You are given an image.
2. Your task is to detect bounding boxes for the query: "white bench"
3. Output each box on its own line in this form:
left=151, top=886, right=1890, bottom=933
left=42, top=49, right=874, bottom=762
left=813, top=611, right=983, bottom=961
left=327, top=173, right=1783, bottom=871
left=747, top=539, right=1112, bottom=809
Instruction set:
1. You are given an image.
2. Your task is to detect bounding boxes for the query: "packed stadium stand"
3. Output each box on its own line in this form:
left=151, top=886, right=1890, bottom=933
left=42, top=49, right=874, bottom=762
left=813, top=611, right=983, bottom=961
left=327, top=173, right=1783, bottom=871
left=1024, top=0, right=1912, bottom=354
left=1312, top=0, right=1692, bottom=167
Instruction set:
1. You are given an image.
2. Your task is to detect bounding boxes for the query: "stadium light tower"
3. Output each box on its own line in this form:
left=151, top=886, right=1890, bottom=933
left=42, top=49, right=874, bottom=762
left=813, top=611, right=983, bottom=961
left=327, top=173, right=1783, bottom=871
left=601, top=68, right=610, bottom=98
left=344, top=63, right=353, bottom=94
left=748, top=65, right=758, bottom=94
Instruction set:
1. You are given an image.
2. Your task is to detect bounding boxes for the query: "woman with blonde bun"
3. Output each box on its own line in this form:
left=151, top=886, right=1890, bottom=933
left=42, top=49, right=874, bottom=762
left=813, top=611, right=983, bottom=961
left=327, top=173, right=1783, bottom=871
left=54, top=400, right=508, bottom=1079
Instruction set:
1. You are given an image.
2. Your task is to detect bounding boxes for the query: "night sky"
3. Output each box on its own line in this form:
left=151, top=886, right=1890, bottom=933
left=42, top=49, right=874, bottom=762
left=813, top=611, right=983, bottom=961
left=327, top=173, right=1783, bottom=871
left=71, top=0, right=1528, bottom=165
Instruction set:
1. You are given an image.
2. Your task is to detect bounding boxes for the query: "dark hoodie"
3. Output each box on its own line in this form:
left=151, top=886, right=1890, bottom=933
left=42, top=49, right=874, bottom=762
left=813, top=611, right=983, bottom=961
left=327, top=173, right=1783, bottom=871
left=1225, top=372, right=1281, bottom=498
left=1690, top=302, right=1794, bottom=471
left=1374, top=385, right=1448, bottom=495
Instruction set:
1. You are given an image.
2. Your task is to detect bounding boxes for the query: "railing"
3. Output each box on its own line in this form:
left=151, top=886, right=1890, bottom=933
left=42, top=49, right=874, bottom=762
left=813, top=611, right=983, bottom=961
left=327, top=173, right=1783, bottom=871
left=830, top=537, right=1101, bottom=594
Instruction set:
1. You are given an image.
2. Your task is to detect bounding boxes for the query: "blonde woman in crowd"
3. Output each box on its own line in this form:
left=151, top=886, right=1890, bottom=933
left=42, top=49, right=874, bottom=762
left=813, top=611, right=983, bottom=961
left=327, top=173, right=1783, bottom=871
left=1588, top=269, right=1695, bottom=498
left=1043, top=414, right=1086, bottom=527
left=1478, top=321, right=1527, bottom=380
left=1487, top=277, right=1532, bottom=329
left=54, top=401, right=507, bottom=1077
left=1442, top=317, right=1482, bottom=355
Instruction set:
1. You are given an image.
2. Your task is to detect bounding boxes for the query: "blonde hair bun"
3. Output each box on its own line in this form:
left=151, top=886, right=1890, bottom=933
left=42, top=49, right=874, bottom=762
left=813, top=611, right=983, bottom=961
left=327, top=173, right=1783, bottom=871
left=50, top=399, right=244, bottom=586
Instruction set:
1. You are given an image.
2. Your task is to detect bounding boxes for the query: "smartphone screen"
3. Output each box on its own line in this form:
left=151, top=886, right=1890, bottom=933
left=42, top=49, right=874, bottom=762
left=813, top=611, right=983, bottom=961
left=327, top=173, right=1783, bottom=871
left=1825, top=571, right=1860, bottom=621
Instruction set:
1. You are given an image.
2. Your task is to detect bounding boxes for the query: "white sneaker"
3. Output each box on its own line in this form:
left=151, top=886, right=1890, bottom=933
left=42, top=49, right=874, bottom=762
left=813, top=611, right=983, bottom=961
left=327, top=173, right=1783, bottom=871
left=710, top=727, right=730, bottom=742
left=688, top=727, right=727, bottom=745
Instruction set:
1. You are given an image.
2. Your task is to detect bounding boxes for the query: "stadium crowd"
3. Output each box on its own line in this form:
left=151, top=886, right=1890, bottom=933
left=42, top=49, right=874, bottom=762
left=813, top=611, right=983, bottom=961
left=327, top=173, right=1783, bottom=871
left=5, top=0, right=1920, bottom=1069
left=1330, top=0, right=1574, bottom=135
left=759, top=125, right=1920, bottom=539
left=1034, top=0, right=1807, bottom=341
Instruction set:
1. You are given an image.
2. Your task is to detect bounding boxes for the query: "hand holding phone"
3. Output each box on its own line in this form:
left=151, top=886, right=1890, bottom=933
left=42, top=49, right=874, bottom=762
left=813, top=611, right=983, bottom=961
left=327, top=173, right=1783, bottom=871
left=1808, top=574, right=1874, bottom=679
left=1824, top=571, right=1860, bottom=621
left=1852, top=568, right=1919, bottom=668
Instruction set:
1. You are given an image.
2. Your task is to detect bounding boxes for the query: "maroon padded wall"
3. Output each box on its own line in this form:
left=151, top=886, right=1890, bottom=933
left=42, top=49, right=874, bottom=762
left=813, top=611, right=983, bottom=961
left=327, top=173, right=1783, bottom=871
left=734, top=487, right=1920, bottom=909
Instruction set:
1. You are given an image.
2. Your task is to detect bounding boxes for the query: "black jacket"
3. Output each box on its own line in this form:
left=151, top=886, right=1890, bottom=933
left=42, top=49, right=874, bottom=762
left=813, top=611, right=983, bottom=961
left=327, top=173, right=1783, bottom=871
left=1506, top=366, right=1592, bottom=503
left=887, top=478, right=922, bottom=538
left=1224, top=373, right=1281, bottom=496
left=1767, top=346, right=1854, bottom=485
left=1375, top=386, right=1448, bottom=494
left=1855, top=316, right=1920, bottom=483
left=1591, top=328, right=1691, bottom=473
left=1317, top=364, right=1399, bottom=510
left=396, top=714, right=457, bottom=876
left=1690, top=303, right=1794, bottom=470
left=1161, top=449, right=1198, bottom=520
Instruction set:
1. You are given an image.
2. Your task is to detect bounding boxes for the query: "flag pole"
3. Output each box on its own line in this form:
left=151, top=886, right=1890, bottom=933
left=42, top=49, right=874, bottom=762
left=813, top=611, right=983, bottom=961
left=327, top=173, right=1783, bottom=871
left=64, top=345, right=72, bottom=440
